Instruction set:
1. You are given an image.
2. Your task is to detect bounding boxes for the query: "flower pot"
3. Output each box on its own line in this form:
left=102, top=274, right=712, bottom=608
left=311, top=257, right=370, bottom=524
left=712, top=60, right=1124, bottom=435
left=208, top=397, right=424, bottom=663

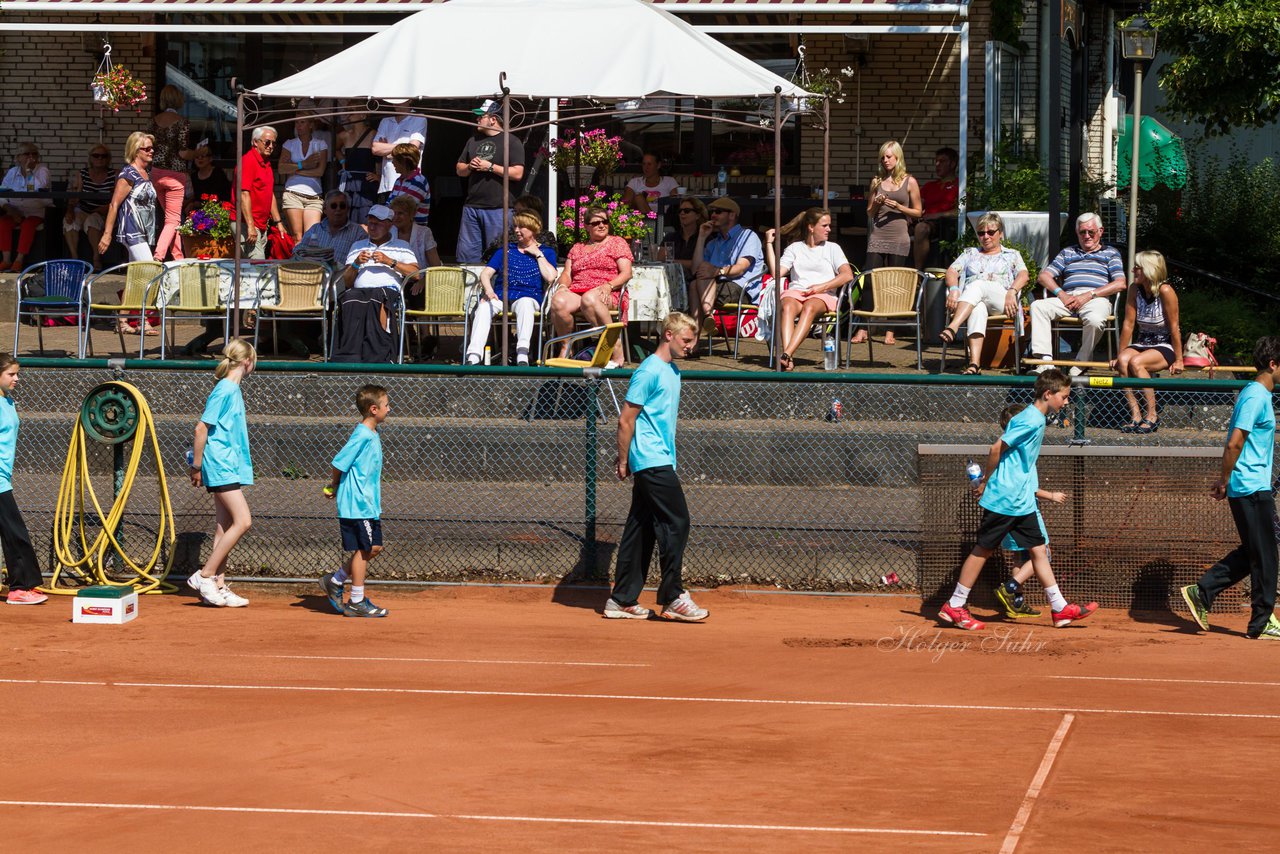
left=91, top=83, right=110, bottom=104
left=562, top=165, right=596, bottom=189
left=181, top=233, right=233, bottom=259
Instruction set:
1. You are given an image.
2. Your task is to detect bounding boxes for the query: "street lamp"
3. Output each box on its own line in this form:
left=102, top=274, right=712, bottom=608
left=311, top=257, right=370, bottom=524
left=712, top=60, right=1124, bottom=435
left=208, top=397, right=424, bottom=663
left=1119, top=15, right=1157, bottom=276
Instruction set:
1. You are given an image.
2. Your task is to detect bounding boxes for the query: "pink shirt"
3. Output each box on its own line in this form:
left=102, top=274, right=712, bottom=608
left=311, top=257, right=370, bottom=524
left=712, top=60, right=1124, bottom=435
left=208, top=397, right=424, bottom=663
left=567, top=235, right=631, bottom=293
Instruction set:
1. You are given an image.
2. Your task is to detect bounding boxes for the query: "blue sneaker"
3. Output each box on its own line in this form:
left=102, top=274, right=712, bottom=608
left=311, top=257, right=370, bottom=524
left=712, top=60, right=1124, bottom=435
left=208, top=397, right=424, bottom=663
left=319, top=572, right=344, bottom=613
left=343, top=597, right=388, bottom=618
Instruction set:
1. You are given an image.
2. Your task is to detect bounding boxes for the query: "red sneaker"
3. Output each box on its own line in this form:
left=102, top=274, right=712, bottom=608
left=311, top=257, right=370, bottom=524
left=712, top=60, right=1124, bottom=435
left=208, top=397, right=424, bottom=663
left=6, top=588, right=48, bottom=605
left=939, top=602, right=985, bottom=630
left=1052, top=601, right=1099, bottom=628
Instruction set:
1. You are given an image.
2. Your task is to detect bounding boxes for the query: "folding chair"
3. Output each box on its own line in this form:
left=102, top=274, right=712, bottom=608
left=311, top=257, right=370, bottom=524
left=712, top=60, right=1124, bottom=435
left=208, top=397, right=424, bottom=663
left=539, top=321, right=626, bottom=414
left=13, top=259, right=91, bottom=357
left=157, top=261, right=229, bottom=360
left=398, top=266, right=477, bottom=364
left=254, top=261, right=331, bottom=359
left=82, top=261, right=164, bottom=359
left=538, top=279, right=632, bottom=366
left=846, top=267, right=926, bottom=369
left=705, top=278, right=759, bottom=360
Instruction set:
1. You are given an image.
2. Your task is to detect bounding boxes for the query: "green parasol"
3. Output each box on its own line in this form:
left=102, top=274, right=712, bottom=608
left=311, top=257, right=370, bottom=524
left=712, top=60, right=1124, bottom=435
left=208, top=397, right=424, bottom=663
left=1117, top=114, right=1188, bottom=190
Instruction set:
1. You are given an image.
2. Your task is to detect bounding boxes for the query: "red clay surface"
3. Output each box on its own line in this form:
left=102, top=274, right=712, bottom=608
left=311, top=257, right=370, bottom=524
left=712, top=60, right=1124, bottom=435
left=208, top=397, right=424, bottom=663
left=2, top=584, right=1279, bottom=852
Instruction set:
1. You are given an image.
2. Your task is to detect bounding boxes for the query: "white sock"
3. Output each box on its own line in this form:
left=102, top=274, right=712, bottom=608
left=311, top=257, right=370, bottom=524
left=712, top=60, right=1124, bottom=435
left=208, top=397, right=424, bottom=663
left=333, top=568, right=348, bottom=585
left=350, top=585, right=364, bottom=604
left=1045, top=584, right=1068, bottom=612
left=948, top=583, right=971, bottom=609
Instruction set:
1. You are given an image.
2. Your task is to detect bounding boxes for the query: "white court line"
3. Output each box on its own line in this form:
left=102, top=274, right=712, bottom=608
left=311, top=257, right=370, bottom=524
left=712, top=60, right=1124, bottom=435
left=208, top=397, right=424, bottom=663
left=0, top=799, right=984, bottom=837
left=3, top=678, right=1280, bottom=720
left=233, top=653, right=649, bottom=668
left=1045, top=675, right=1280, bottom=688
left=999, top=714, right=1074, bottom=854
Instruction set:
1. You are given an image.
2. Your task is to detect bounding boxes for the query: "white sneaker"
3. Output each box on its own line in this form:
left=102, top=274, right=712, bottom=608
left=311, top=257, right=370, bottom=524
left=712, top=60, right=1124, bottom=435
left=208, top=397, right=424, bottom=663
left=1068, top=366, right=1084, bottom=377
left=218, top=584, right=249, bottom=608
left=660, top=592, right=709, bottom=622
left=187, top=572, right=226, bottom=607
left=603, top=598, right=651, bottom=620
left=1033, top=358, right=1055, bottom=374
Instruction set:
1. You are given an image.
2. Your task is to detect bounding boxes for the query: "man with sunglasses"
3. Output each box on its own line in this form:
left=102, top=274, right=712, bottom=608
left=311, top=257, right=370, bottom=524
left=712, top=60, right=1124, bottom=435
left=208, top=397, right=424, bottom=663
left=690, top=196, right=763, bottom=336
left=238, top=126, right=286, bottom=260
left=294, top=190, right=364, bottom=265
left=1029, top=212, right=1126, bottom=374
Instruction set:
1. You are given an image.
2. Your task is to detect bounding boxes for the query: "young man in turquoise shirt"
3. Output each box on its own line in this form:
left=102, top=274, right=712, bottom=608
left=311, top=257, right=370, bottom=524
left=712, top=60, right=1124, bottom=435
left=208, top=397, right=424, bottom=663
left=605, top=312, right=708, bottom=622
left=320, top=384, right=391, bottom=618
left=1183, top=337, right=1280, bottom=639
left=939, top=369, right=1098, bottom=631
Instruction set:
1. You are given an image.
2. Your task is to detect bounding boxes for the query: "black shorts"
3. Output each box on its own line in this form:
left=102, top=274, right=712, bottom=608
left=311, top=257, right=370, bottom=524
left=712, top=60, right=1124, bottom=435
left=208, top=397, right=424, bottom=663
left=206, top=482, right=242, bottom=494
left=340, top=518, right=383, bottom=552
left=975, top=509, right=1046, bottom=552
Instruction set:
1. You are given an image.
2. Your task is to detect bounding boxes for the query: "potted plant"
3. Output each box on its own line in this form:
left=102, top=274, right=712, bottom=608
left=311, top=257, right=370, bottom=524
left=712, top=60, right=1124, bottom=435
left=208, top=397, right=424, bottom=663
left=177, top=194, right=237, bottom=258
left=91, top=64, right=148, bottom=113
left=541, top=128, right=624, bottom=188
left=556, top=187, right=658, bottom=255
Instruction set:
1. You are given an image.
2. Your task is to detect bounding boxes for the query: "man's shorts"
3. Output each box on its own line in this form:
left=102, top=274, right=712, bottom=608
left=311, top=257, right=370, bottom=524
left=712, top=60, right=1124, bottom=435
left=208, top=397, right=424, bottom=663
left=340, top=518, right=383, bottom=552
left=975, top=509, right=1046, bottom=552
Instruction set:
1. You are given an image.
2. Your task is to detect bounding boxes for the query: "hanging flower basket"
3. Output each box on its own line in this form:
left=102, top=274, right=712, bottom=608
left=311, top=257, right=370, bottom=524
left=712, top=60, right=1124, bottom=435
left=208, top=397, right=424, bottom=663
left=91, top=46, right=147, bottom=113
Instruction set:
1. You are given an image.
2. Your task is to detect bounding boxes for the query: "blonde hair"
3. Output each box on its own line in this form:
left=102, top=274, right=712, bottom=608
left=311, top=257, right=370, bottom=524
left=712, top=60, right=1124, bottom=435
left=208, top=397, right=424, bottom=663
left=1134, top=250, right=1168, bottom=295
left=388, top=194, right=417, bottom=218
left=513, top=210, right=543, bottom=234
left=215, top=338, right=257, bottom=381
left=663, top=311, right=698, bottom=337
left=975, top=212, right=1004, bottom=234
left=124, top=132, right=154, bottom=163
left=872, top=140, right=908, bottom=189
left=158, top=85, right=185, bottom=111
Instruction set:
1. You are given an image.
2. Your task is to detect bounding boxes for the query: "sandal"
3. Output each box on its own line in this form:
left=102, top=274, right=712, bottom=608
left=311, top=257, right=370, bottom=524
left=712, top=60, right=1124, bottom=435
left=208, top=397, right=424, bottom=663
left=779, top=353, right=794, bottom=372
left=1136, top=418, right=1159, bottom=434
left=939, top=327, right=956, bottom=345
left=1119, top=419, right=1142, bottom=434
left=961, top=363, right=981, bottom=375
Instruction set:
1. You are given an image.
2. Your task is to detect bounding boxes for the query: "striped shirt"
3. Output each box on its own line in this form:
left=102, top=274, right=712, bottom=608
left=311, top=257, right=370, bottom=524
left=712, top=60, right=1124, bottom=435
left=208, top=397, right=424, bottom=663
left=388, top=169, right=431, bottom=225
left=1045, top=244, right=1125, bottom=292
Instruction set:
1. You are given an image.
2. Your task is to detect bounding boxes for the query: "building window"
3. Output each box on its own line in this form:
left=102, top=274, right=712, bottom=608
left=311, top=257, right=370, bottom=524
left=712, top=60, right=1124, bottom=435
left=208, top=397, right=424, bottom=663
left=984, top=41, right=1023, bottom=174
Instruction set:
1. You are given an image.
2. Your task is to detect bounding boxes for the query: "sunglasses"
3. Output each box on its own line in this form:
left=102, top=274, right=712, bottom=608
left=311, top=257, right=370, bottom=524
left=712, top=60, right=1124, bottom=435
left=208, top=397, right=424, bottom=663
left=90, top=152, right=110, bottom=159
left=678, top=207, right=696, bottom=214
left=1078, top=228, right=1100, bottom=236
left=976, top=229, right=1000, bottom=236
left=709, top=209, right=728, bottom=216
left=587, top=219, right=608, bottom=226
left=328, top=203, right=348, bottom=210
left=259, top=139, right=276, bottom=148
left=137, top=146, right=154, bottom=152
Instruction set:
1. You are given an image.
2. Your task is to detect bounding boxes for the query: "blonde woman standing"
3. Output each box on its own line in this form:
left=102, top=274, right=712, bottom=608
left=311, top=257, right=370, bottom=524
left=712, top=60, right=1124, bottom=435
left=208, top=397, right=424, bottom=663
left=854, top=141, right=922, bottom=345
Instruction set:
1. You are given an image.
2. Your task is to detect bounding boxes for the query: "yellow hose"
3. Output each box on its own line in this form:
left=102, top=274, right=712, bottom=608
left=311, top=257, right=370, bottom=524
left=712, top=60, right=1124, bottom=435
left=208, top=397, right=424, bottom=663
left=42, top=381, right=177, bottom=595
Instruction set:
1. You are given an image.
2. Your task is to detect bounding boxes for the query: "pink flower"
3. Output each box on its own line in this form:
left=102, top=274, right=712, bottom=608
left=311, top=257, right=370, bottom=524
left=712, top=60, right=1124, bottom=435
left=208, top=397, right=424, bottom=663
left=562, top=219, right=574, bottom=228
left=607, top=201, right=618, bottom=210
left=647, top=211, right=657, bottom=219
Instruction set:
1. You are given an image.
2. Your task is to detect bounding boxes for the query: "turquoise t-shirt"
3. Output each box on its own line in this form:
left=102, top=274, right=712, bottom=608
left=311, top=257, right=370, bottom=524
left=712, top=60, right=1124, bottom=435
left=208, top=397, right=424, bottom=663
left=199, top=378, right=254, bottom=488
left=979, top=404, right=1044, bottom=516
left=0, top=395, right=17, bottom=493
left=1227, top=380, right=1276, bottom=498
left=332, top=423, right=382, bottom=520
left=625, top=354, right=680, bottom=473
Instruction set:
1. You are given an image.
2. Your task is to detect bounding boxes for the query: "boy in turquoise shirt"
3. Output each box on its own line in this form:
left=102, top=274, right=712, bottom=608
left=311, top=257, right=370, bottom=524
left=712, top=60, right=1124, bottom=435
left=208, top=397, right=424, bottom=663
left=605, top=312, right=708, bottom=622
left=320, top=384, right=390, bottom=618
left=939, top=369, right=1098, bottom=630
left=1182, top=337, right=1280, bottom=639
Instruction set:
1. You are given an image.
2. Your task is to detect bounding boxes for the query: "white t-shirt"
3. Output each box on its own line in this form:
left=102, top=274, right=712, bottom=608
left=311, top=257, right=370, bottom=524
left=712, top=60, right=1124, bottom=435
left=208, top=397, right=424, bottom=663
left=626, top=175, right=678, bottom=209
left=375, top=115, right=427, bottom=194
left=392, top=223, right=438, bottom=268
left=346, top=237, right=419, bottom=289
left=778, top=240, right=850, bottom=290
left=1, top=165, right=52, bottom=217
left=282, top=136, right=329, bottom=196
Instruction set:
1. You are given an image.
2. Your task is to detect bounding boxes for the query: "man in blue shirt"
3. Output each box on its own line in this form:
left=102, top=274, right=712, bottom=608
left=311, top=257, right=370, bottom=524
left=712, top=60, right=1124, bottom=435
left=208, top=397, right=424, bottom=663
left=689, top=196, right=764, bottom=336
left=1182, top=337, right=1280, bottom=639
left=1030, top=212, right=1127, bottom=373
left=604, top=312, right=708, bottom=622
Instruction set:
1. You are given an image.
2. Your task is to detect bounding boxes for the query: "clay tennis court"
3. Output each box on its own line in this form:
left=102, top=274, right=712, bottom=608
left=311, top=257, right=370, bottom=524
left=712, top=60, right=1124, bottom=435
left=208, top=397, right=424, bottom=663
left=3, top=584, right=1278, bottom=852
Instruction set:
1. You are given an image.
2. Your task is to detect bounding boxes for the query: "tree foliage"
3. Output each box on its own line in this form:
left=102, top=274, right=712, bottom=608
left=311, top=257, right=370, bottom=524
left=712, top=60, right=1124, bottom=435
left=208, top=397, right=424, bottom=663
left=1146, top=0, right=1280, bottom=135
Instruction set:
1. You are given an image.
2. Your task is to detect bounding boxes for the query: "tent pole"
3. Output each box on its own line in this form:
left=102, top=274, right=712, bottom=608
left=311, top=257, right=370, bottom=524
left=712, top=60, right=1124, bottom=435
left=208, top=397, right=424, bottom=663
left=822, top=97, right=830, bottom=201
left=500, top=80, right=511, bottom=366
left=773, top=87, right=783, bottom=373
left=233, top=89, right=244, bottom=337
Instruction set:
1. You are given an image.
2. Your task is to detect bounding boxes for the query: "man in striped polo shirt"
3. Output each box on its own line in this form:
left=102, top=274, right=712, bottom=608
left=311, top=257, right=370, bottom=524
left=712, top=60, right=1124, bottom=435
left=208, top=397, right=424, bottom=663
left=1029, top=212, right=1127, bottom=373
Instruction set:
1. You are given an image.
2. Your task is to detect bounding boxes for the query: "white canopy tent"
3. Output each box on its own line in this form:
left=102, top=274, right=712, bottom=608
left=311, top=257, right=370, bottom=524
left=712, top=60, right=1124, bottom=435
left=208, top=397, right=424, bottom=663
left=241, top=0, right=818, bottom=366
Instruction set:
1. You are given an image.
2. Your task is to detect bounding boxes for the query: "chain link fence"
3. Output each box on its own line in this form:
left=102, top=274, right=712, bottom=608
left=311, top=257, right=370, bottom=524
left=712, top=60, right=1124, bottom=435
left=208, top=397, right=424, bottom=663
left=7, top=363, right=1259, bottom=597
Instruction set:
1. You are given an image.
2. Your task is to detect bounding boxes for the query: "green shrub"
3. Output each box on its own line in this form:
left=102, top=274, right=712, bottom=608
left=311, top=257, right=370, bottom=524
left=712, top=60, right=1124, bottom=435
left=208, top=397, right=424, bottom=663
left=1176, top=287, right=1278, bottom=365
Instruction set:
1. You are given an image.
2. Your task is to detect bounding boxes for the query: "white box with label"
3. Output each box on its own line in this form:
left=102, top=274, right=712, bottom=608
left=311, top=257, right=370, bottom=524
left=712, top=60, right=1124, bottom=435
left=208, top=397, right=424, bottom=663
left=73, top=590, right=139, bottom=624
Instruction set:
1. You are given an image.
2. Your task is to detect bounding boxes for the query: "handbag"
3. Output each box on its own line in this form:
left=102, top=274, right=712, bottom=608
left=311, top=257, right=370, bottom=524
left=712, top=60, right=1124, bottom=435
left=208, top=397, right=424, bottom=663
left=1183, top=332, right=1217, bottom=373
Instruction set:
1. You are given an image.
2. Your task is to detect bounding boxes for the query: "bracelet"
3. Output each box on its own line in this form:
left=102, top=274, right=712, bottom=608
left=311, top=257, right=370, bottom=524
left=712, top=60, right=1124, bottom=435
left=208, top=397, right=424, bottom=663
left=1051, top=288, right=1062, bottom=297
left=947, top=286, right=960, bottom=292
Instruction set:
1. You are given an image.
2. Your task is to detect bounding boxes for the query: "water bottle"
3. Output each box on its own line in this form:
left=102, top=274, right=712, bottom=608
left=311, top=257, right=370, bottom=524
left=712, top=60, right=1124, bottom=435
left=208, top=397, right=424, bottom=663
left=822, top=334, right=837, bottom=370
left=825, top=398, right=843, bottom=423
left=965, top=459, right=983, bottom=482
left=483, top=345, right=492, bottom=366
left=185, top=446, right=195, bottom=469
left=716, top=165, right=727, bottom=197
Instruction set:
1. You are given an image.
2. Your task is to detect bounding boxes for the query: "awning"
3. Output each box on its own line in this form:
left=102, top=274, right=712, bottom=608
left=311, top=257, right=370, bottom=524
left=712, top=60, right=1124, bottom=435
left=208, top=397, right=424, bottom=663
left=1117, top=115, right=1188, bottom=191
left=4, top=0, right=963, bottom=11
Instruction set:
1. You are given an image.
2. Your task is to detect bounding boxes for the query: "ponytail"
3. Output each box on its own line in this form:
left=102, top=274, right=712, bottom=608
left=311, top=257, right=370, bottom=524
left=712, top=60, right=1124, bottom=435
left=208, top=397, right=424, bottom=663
left=215, top=338, right=256, bottom=381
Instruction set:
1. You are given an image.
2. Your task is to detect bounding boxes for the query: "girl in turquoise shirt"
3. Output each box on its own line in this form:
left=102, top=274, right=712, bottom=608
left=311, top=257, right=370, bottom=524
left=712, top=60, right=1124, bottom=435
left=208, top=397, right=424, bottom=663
left=0, top=353, right=47, bottom=605
left=187, top=339, right=256, bottom=608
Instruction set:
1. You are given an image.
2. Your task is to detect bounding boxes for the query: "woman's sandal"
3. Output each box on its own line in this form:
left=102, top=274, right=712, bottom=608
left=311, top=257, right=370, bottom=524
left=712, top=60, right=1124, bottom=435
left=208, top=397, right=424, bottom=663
left=939, top=327, right=956, bottom=345
left=1119, top=419, right=1142, bottom=434
left=961, top=363, right=981, bottom=375
left=779, top=353, right=794, bottom=372
left=1136, top=418, right=1159, bottom=434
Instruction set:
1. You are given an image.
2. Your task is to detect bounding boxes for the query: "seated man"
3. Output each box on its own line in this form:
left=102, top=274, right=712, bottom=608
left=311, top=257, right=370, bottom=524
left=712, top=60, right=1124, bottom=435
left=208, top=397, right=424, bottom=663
left=1029, top=212, right=1126, bottom=373
left=689, top=197, right=764, bottom=335
left=293, top=190, right=365, bottom=266
left=912, top=146, right=959, bottom=270
left=331, top=204, right=419, bottom=363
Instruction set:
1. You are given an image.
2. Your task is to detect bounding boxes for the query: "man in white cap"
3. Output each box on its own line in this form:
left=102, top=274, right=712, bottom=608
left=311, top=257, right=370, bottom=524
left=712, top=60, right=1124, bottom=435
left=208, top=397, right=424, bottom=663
left=371, top=103, right=426, bottom=198
left=333, top=204, right=419, bottom=362
left=455, top=99, right=525, bottom=264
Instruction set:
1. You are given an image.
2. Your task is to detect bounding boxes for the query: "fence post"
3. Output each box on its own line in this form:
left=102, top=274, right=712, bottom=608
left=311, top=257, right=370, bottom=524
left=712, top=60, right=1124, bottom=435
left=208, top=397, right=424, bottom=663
left=583, top=377, right=599, bottom=578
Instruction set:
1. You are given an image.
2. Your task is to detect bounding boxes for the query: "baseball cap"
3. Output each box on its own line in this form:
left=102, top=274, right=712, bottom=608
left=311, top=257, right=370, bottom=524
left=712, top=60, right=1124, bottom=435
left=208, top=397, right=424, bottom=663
left=367, top=204, right=394, bottom=221
left=707, top=197, right=740, bottom=215
left=472, top=99, right=501, bottom=116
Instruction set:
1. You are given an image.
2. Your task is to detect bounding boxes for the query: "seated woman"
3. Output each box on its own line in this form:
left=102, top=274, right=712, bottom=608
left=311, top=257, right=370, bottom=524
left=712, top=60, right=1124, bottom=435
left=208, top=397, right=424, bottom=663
left=549, top=206, right=632, bottom=368
left=465, top=210, right=557, bottom=366
left=763, top=208, right=854, bottom=371
left=389, top=194, right=442, bottom=361
left=938, top=212, right=1028, bottom=375
left=1111, top=250, right=1182, bottom=433
left=64, top=144, right=117, bottom=270
left=622, top=152, right=678, bottom=216
left=660, top=197, right=707, bottom=277
left=0, top=142, right=52, bottom=272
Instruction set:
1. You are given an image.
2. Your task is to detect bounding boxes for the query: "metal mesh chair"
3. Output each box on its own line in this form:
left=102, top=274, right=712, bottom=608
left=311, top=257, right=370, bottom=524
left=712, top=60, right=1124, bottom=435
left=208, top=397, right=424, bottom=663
left=13, top=259, right=91, bottom=356
left=254, top=261, right=330, bottom=359
left=82, top=261, right=164, bottom=358
left=158, top=261, right=228, bottom=360
left=398, top=266, right=476, bottom=364
left=847, top=267, right=926, bottom=369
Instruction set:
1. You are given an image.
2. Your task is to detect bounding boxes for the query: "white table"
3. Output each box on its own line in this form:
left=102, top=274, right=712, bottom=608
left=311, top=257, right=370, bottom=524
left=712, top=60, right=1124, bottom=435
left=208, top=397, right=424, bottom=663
left=157, top=260, right=281, bottom=309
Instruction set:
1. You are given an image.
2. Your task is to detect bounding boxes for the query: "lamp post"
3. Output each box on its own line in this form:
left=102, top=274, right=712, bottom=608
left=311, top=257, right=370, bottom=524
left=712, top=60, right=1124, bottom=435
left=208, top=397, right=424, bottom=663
left=1119, top=15, right=1157, bottom=276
